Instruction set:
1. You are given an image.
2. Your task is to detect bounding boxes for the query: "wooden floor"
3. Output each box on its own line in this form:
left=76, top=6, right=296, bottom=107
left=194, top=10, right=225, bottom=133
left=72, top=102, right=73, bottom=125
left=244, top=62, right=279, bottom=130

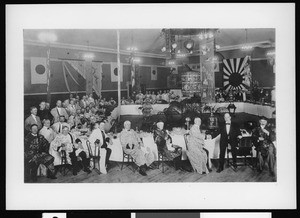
left=35, top=159, right=276, bottom=183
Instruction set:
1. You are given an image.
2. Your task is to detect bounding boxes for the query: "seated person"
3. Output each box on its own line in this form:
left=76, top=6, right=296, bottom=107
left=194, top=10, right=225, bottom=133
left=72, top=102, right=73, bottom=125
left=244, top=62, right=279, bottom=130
left=151, top=91, right=157, bottom=103
left=88, top=122, right=110, bottom=174
left=121, top=97, right=127, bottom=105
left=39, top=119, right=55, bottom=144
left=24, top=124, right=56, bottom=182
left=153, top=121, right=188, bottom=171
left=186, top=117, right=211, bottom=174
left=252, top=116, right=276, bottom=176
left=135, top=96, right=143, bottom=104
left=52, top=115, right=70, bottom=136
left=50, top=126, right=78, bottom=175
left=109, top=97, right=116, bottom=106
left=73, top=138, right=91, bottom=174
left=126, top=97, right=135, bottom=105
left=120, top=120, right=155, bottom=176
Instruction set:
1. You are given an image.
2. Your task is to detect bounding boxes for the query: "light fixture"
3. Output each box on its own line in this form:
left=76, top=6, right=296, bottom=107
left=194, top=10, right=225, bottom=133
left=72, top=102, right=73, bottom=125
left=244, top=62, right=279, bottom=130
left=127, top=47, right=138, bottom=51
left=266, top=50, right=275, bottom=56
left=184, top=39, right=194, bottom=53
left=161, top=46, right=166, bottom=52
left=208, top=32, right=214, bottom=38
left=171, top=42, right=177, bottom=49
left=241, top=29, right=254, bottom=51
left=215, top=44, right=220, bottom=49
left=83, top=52, right=95, bottom=61
left=38, top=32, right=57, bottom=43
left=132, top=57, right=141, bottom=63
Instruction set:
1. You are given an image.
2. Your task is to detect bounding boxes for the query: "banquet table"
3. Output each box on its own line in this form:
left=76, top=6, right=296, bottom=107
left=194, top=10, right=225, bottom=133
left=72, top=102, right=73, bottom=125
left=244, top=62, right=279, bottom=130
left=76, top=131, right=256, bottom=163
left=114, top=102, right=275, bottom=118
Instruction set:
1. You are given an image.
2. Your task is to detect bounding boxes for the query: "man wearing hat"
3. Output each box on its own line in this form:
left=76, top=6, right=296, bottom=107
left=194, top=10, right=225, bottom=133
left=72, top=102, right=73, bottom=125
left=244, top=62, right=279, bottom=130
left=252, top=116, right=276, bottom=176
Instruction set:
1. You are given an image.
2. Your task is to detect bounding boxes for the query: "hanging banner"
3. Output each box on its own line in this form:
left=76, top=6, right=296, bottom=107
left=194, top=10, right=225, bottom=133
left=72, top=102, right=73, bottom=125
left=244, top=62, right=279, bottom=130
left=31, top=57, right=47, bottom=84
left=91, top=62, right=102, bottom=96
left=151, top=66, right=158, bottom=80
left=84, top=61, right=93, bottom=95
left=110, top=62, right=123, bottom=82
left=66, top=60, right=102, bottom=96
left=223, top=56, right=251, bottom=91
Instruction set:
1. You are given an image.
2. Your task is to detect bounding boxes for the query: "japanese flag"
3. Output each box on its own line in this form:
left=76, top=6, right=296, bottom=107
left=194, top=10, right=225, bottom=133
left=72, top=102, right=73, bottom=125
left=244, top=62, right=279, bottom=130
left=31, top=57, right=47, bottom=84
left=151, top=66, right=157, bottom=80
left=110, top=62, right=123, bottom=82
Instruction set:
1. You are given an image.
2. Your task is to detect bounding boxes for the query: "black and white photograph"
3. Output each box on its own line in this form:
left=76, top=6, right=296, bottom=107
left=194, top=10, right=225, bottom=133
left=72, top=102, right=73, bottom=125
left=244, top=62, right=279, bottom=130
left=6, top=3, right=295, bottom=210
left=22, top=28, right=277, bottom=183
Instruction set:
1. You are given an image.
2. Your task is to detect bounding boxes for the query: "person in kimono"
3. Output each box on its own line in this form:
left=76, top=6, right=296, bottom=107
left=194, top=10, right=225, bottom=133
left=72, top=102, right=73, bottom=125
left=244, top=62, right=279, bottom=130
left=119, top=120, right=155, bottom=176
left=24, top=124, right=56, bottom=182
left=186, top=117, right=210, bottom=174
left=153, top=121, right=189, bottom=171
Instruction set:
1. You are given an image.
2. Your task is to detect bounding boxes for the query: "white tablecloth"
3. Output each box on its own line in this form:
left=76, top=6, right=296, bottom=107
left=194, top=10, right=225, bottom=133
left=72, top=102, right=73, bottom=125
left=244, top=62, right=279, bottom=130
left=78, top=132, right=256, bottom=162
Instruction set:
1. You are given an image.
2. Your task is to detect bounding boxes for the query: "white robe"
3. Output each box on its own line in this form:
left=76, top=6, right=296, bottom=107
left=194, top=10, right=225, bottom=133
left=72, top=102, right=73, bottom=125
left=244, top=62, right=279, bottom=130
left=50, top=133, right=75, bottom=166
left=88, top=128, right=109, bottom=174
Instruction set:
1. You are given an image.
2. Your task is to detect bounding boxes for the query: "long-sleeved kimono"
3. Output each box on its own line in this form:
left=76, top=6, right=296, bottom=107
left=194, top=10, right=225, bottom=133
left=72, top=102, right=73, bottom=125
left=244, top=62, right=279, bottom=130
left=24, top=133, right=55, bottom=177
left=186, top=124, right=209, bottom=174
left=120, top=129, right=154, bottom=167
left=49, top=133, right=75, bottom=166
left=153, top=128, right=182, bottom=161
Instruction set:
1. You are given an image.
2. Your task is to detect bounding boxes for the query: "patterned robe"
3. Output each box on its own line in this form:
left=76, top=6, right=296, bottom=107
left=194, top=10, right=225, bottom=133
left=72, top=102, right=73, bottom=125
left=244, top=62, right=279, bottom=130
left=153, top=128, right=182, bottom=161
left=186, top=124, right=209, bottom=174
left=24, top=133, right=54, bottom=170
left=120, top=129, right=154, bottom=167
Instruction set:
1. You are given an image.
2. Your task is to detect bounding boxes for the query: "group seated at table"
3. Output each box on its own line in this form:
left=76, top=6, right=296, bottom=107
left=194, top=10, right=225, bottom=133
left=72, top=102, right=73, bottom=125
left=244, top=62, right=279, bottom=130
left=24, top=93, right=277, bottom=182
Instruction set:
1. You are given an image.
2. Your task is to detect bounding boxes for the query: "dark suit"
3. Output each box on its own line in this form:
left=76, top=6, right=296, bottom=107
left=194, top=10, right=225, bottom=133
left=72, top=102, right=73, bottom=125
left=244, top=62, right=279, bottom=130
left=252, top=125, right=276, bottom=173
left=217, top=121, right=240, bottom=170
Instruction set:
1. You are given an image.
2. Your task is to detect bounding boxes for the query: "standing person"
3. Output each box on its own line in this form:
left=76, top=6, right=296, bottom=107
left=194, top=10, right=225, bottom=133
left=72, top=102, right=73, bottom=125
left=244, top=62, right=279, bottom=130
left=252, top=117, right=276, bottom=176
left=120, top=121, right=155, bottom=176
left=186, top=118, right=210, bottom=174
left=25, top=106, right=42, bottom=132
left=24, top=124, right=56, bottom=182
left=98, top=121, right=112, bottom=169
left=39, top=119, right=55, bottom=144
left=37, top=101, right=53, bottom=123
left=50, top=100, right=69, bottom=123
left=217, top=112, right=242, bottom=173
left=187, top=117, right=212, bottom=173
left=88, top=122, right=110, bottom=174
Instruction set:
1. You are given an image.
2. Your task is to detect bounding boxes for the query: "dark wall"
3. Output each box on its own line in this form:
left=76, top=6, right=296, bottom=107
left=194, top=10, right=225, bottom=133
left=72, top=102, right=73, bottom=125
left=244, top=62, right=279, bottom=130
left=24, top=44, right=170, bottom=95
left=188, top=47, right=275, bottom=88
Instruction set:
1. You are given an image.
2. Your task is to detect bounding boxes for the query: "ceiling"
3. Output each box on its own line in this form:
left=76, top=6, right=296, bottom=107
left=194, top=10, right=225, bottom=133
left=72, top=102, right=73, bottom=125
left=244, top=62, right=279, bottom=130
left=23, top=28, right=275, bottom=57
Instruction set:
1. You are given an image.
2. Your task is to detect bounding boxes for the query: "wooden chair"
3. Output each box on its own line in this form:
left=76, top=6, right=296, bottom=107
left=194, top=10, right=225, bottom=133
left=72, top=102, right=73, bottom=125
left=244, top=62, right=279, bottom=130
left=86, top=140, right=101, bottom=174
left=120, top=149, right=136, bottom=173
left=60, top=150, right=71, bottom=176
left=227, top=136, right=254, bottom=171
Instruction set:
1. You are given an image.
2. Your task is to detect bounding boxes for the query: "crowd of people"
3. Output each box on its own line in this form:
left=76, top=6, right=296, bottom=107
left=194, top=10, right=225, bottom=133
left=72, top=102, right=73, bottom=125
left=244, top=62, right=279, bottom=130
left=24, top=91, right=277, bottom=182
left=121, top=90, right=181, bottom=105
left=24, top=93, right=118, bottom=181
left=215, top=87, right=275, bottom=104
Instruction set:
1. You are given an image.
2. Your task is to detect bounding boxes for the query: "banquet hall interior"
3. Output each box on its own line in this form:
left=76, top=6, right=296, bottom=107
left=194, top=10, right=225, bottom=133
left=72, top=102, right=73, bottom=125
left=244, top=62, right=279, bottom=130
left=23, top=28, right=276, bottom=183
